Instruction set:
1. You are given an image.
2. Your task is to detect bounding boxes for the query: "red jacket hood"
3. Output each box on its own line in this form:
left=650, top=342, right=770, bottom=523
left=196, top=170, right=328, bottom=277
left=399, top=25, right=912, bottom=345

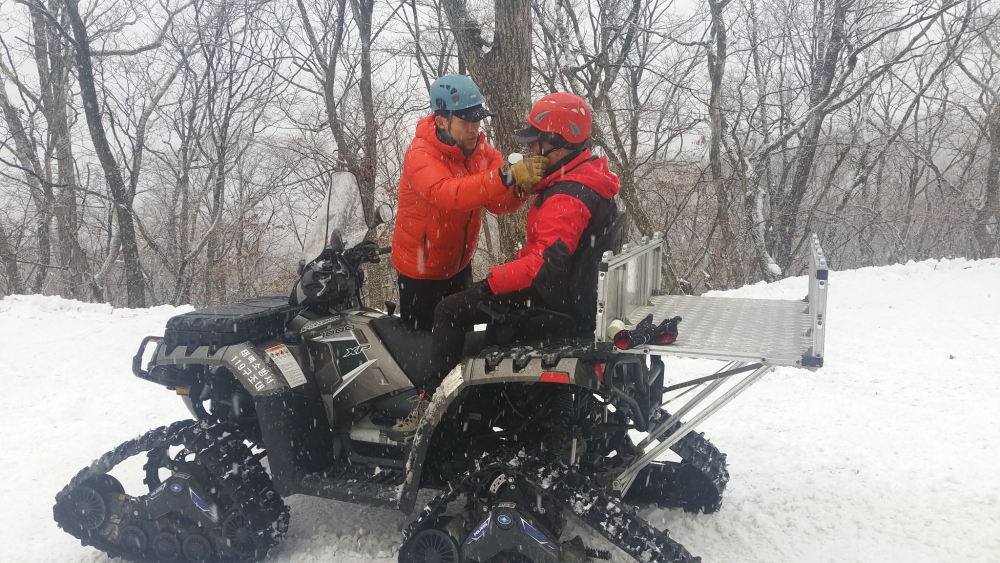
left=415, top=114, right=488, bottom=163
left=534, top=149, right=620, bottom=198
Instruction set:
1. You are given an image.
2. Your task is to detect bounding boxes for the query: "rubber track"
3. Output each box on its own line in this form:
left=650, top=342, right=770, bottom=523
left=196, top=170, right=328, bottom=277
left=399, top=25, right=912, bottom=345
left=401, top=464, right=486, bottom=543
left=551, top=468, right=700, bottom=563
left=53, top=419, right=288, bottom=562
left=625, top=408, right=729, bottom=514
left=402, top=452, right=699, bottom=563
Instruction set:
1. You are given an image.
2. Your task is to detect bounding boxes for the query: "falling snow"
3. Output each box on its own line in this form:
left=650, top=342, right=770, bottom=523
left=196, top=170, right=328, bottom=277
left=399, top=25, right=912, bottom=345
left=1, top=256, right=998, bottom=562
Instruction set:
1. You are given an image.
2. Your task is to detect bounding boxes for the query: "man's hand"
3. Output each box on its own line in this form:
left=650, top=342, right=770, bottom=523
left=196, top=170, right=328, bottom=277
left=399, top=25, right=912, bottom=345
left=501, top=155, right=547, bottom=193
left=467, top=278, right=493, bottom=303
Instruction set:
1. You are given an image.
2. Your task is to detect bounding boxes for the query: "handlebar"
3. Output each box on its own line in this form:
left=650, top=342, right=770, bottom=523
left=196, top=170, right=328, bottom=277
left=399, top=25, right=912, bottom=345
left=343, top=243, right=391, bottom=260
left=294, top=238, right=392, bottom=308
left=348, top=243, right=391, bottom=265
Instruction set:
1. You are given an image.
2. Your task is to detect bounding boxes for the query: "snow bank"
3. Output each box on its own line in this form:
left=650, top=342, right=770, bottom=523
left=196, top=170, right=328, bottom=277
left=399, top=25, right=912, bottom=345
left=1, top=257, right=997, bottom=562
left=0, top=296, right=195, bottom=562
left=676, top=256, right=1000, bottom=562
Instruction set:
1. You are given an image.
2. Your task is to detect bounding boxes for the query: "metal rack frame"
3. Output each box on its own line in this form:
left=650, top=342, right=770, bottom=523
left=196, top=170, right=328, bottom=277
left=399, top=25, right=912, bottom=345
left=593, top=234, right=830, bottom=494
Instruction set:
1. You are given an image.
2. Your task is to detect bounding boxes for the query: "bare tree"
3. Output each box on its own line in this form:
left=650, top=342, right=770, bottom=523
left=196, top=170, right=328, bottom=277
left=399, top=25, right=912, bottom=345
left=0, top=218, right=28, bottom=294
left=64, top=0, right=148, bottom=306
left=438, top=0, right=532, bottom=260
left=704, top=0, right=745, bottom=285
left=294, top=0, right=381, bottom=225
left=956, top=9, right=1000, bottom=258
left=0, top=70, right=50, bottom=294
left=2, top=0, right=996, bottom=308
left=532, top=0, right=700, bottom=291
left=0, top=2, right=100, bottom=298
left=688, top=0, right=975, bottom=288
left=121, top=0, right=287, bottom=306
left=398, top=0, right=459, bottom=90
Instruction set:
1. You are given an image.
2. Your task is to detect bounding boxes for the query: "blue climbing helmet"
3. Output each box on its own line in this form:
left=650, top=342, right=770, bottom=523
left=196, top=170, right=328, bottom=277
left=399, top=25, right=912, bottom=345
left=429, top=74, right=493, bottom=121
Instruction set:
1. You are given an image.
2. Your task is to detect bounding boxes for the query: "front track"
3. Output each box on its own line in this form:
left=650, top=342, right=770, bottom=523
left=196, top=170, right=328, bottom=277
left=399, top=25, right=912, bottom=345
left=53, top=419, right=288, bottom=562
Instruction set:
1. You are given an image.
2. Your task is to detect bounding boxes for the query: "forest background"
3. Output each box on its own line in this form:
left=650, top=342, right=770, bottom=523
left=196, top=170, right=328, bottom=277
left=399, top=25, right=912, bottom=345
left=1, top=0, right=997, bottom=309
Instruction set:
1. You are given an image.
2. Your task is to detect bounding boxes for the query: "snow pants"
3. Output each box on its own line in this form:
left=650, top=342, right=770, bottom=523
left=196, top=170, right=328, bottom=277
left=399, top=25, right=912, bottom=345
left=396, top=263, right=472, bottom=332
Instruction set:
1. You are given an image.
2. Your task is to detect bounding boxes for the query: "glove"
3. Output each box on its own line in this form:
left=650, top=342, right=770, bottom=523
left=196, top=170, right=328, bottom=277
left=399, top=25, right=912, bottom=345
left=469, top=278, right=510, bottom=322
left=467, top=278, right=494, bottom=302
left=613, top=314, right=681, bottom=350
left=500, top=155, right=546, bottom=192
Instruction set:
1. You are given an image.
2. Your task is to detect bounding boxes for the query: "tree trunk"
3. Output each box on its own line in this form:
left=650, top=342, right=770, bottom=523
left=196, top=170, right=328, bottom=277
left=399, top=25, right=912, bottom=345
left=974, top=102, right=1000, bottom=258
left=298, top=0, right=379, bottom=227
left=30, top=3, right=97, bottom=300
left=0, top=221, right=27, bottom=295
left=706, top=0, right=744, bottom=287
left=350, top=0, right=379, bottom=226
left=65, top=0, right=146, bottom=307
left=441, top=0, right=532, bottom=261
left=744, top=0, right=780, bottom=281
left=772, top=0, right=846, bottom=271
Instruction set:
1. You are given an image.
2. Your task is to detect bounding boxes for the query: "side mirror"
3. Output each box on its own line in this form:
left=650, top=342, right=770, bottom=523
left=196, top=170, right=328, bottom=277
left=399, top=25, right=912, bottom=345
left=369, top=203, right=395, bottom=230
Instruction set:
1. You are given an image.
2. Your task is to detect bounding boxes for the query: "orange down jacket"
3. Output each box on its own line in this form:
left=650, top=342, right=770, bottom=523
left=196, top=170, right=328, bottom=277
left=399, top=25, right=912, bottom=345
left=391, top=114, right=525, bottom=280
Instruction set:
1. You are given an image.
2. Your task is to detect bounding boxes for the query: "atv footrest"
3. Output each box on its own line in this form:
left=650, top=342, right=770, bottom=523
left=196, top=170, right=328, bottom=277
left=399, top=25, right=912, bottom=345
left=298, top=463, right=407, bottom=509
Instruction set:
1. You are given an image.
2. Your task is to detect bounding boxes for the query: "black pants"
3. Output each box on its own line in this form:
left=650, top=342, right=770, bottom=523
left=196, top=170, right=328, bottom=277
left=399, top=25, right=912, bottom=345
left=397, top=264, right=473, bottom=332
left=425, top=285, right=540, bottom=392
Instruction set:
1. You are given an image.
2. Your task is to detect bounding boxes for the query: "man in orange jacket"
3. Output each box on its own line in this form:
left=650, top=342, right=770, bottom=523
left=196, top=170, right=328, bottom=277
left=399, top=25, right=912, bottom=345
left=391, top=74, right=546, bottom=330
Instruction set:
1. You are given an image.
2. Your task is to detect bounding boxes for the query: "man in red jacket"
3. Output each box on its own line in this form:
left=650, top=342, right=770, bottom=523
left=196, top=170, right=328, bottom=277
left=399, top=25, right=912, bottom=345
left=391, top=92, right=620, bottom=439
left=392, top=74, right=546, bottom=331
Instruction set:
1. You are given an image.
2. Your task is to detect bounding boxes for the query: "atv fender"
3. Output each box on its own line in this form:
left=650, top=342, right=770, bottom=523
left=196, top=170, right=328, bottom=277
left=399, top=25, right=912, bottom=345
left=145, top=340, right=291, bottom=396
left=398, top=355, right=602, bottom=513
left=253, top=390, right=336, bottom=496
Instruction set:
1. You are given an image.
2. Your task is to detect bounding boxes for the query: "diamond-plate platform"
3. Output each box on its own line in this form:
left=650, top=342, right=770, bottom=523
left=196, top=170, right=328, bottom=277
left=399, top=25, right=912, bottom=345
left=596, top=233, right=828, bottom=368
left=624, top=295, right=814, bottom=366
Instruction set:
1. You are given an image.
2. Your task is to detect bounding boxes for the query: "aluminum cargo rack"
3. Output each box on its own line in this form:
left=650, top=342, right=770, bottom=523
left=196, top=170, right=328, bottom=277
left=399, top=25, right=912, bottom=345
left=594, top=233, right=829, bottom=494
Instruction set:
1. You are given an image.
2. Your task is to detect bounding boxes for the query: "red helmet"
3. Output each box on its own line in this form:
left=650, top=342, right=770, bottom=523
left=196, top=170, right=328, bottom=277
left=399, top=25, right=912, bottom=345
left=513, top=93, right=592, bottom=145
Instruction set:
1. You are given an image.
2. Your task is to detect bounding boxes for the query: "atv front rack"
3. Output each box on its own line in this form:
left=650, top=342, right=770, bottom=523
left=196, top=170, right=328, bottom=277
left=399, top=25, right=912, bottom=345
left=595, top=234, right=829, bottom=493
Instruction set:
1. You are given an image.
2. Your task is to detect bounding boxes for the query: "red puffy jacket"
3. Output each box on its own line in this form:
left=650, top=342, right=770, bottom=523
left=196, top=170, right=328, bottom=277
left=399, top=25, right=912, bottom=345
left=488, top=149, right=620, bottom=307
left=392, top=115, right=525, bottom=280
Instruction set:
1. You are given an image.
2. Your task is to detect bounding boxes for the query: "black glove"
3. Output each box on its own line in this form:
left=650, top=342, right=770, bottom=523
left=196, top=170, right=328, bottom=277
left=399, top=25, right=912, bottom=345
left=613, top=314, right=681, bottom=350
left=467, top=279, right=494, bottom=302
left=470, top=279, right=508, bottom=322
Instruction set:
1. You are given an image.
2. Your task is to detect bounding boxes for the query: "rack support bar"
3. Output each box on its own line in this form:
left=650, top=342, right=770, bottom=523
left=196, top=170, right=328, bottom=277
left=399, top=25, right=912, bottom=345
left=635, top=361, right=743, bottom=452
left=615, top=364, right=775, bottom=492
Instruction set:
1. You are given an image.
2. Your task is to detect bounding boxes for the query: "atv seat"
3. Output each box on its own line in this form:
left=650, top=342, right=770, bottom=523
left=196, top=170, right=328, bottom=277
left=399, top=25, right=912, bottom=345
left=369, top=316, right=436, bottom=387
left=484, top=209, right=627, bottom=346
left=369, top=316, right=488, bottom=419
left=369, top=316, right=489, bottom=388
left=481, top=305, right=582, bottom=345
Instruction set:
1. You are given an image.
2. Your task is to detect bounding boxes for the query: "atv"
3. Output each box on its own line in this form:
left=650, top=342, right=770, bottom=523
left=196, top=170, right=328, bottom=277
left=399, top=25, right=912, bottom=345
left=54, top=172, right=829, bottom=563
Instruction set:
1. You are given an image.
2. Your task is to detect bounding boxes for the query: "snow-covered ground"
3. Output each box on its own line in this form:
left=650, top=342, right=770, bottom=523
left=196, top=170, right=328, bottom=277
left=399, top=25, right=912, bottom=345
left=1, top=257, right=998, bottom=563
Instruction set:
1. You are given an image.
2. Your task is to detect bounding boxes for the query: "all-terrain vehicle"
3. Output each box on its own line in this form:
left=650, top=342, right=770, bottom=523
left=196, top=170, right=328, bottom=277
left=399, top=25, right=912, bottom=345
left=54, top=172, right=829, bottom=563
